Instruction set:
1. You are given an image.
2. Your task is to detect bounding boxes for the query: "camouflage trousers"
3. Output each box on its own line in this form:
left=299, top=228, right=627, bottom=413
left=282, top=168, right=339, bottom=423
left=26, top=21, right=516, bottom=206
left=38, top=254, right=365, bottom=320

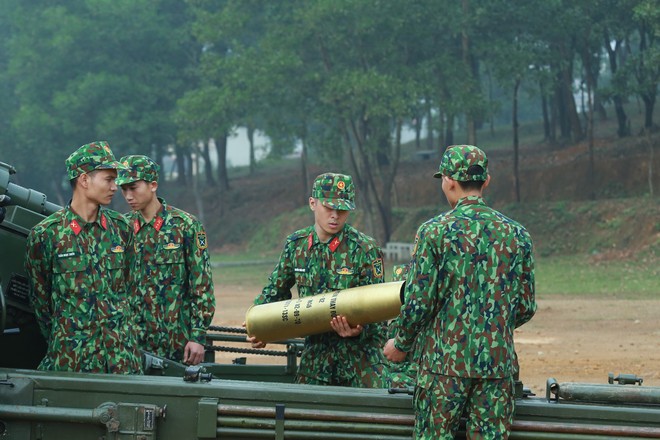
left=413, top=370, right=514, bottom=439
left=295, top=333, right=388, bottom=388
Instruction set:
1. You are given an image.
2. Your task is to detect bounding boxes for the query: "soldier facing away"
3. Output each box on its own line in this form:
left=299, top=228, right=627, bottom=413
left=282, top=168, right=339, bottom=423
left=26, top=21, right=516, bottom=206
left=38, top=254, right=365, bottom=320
left=26, top=141, right=143, bottom=374
left=248, top=172, right=389, bottom=387
left=116, top=155, right=215, bottom=365
left=384, top=145, right=537, bottom=439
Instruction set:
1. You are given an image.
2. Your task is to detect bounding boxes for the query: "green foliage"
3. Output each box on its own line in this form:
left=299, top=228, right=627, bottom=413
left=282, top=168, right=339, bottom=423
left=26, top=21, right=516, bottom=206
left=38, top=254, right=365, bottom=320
left=2, top=0, right=194, bottom=190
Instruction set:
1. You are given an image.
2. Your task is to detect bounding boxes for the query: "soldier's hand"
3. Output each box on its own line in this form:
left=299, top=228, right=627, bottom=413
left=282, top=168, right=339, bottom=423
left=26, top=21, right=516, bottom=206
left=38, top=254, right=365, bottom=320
left=243, top=321, right=267, bottom=348
left=330, top=315, right=363, bottom=338
left=0, top=195, right=11, bottom=224
left=183, top=341, right=205, bottom=365
left=383, top=338, right=407, bottom=363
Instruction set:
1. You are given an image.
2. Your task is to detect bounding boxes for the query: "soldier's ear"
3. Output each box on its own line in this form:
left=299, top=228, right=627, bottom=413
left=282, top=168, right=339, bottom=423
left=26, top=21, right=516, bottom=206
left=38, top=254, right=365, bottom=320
left=482, top=175, right=491, bottom=190
left=78, top=173, right=90, bottom=189
left=309, top=197, right=316, bottom=211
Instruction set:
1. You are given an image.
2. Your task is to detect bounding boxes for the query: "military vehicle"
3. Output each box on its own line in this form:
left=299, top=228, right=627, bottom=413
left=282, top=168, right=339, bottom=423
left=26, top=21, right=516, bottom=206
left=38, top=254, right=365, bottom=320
left=1, top=159, right=660, bottom=439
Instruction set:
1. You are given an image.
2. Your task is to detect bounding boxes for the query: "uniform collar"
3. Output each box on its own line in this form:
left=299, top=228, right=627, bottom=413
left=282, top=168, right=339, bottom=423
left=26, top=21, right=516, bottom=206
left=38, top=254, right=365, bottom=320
left=307, top=227, right=344, bottom=252
left=454, top=195, right=485, bottom=209
left=65, top=204, right=108, bottom=235
left=133, top=197, right=168, bottom=233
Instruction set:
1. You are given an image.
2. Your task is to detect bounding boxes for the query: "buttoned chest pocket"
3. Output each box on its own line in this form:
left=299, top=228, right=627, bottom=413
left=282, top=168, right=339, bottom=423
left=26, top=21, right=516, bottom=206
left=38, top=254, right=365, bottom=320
left=105, top=251, right=127, bottom=295
left=154, top=243, right=186, bottom=286
left=295, top=271, right=313, bottom=298
left=52, top=253, right=89, bottom=302
left=333, top=273, right=356, bottom=291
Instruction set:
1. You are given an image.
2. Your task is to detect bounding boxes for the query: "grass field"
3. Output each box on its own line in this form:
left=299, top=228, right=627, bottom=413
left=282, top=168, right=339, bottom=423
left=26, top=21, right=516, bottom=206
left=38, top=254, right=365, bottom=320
left=536, top=255, right=659, bottom=298
left=211, top=252, right=659, bottom=298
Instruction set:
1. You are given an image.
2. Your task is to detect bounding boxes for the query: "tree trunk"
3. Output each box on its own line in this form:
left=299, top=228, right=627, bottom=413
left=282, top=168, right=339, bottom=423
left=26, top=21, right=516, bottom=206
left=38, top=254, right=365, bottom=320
left=191, top=146, right=205, bottom=225
left=445, top=113, right=454, bottom=146
left=641, top=94, right=656, bottom=130
left=462, top=0, right=477, bottom=145
left=604, top=34, right=630, bottom=137
left=214, top=134, right=230, bottom=191
left=540, top=82, right=551, bottom=141
left=247, top=124, right=256, bottom=175
left=175, top=144, right=187, bottom=185
left=300, top=137, right=309, bottom=206
left=584, top=49, right=596, bottom=201
left=561, top=64, right=584, bottom=142
left=200, top=140, right=216, bottom=187
left=513, top=79, right=521, bottom=203
left=426, top=102, right=434, bottom=149
left=646, top=131, right=655, bottom=197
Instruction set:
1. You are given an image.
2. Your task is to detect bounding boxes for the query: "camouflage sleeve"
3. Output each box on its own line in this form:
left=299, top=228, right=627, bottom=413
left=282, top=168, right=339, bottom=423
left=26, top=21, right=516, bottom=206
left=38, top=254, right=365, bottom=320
left=254, top=239, right=296, bottom=305
left=25, top=227, right=53, bottom=340
left=185, top=220, right=216, bottom=345
left=515, top=231, right=536, bottom=328
left=393, top=224, right=441, bottom=352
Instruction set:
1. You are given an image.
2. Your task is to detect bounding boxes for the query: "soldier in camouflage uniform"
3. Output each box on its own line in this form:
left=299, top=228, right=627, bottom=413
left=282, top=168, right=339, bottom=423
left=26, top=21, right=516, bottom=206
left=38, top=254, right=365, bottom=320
left=384, top=145, right=536, bottom=439
left=249, top=173, right=388, bottom=387
left=116, top=155, right=215, bottom=365
left=26, top=141, right=143, bottom=374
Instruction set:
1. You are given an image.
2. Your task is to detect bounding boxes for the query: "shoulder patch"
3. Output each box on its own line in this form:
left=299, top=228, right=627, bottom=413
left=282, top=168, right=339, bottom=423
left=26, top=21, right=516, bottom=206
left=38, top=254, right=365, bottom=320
left=195, top=231, right=208, bottom=250
left=372, top=258, right=384, bottom=279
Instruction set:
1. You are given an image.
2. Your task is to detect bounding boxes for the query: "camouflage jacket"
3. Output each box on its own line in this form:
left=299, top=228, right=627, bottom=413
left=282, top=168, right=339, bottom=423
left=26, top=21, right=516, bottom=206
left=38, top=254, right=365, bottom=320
left=25, top=206, right=142, bottom=374
left=126, top=198, right=215, bottom=361
left=255, top=223, right=387, bottom=383
left=393, top=196, right=536, bottom=379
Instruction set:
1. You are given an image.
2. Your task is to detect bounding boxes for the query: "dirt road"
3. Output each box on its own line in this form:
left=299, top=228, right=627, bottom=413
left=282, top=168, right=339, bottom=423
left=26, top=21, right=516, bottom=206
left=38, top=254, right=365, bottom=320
left=212, top=283, right=660, bottom=396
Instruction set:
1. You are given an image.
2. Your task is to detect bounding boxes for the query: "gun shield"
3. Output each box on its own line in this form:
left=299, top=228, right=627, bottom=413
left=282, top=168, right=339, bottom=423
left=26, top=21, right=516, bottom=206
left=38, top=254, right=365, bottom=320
left=245, top=281, right=404, bottom=343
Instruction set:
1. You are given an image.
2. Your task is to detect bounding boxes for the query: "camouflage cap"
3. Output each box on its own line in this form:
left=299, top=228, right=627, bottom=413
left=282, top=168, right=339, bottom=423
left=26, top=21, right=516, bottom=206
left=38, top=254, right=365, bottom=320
left=433, top=144, right=489, bottom=181
left=311, top=173, right=355, bottom=211
left=65, top=141, right=126, bottom=180
left=115, top=155, right=160, bottom=185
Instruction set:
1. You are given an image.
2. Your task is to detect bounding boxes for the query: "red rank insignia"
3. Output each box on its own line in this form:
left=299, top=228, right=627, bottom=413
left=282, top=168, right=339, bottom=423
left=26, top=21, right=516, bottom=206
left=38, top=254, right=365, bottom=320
left=154, top=216, right=164, bottom=231
left=328, top=236, right=341, bottom=252
left=133, top=218, right=141, bottom=234
left=69, top=220, right=82, bottom=236
left=307, top=233, right=313, bottom=250
left=100, top=213, right=107, bottom=230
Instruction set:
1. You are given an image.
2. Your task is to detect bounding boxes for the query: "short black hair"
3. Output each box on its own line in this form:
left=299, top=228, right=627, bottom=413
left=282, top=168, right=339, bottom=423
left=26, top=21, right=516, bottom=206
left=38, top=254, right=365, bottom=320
left=458, top=180, right=485, bottom=191
left=69, top=169, right=100, bottom=190
left=457, top=165, right=486, bottom=190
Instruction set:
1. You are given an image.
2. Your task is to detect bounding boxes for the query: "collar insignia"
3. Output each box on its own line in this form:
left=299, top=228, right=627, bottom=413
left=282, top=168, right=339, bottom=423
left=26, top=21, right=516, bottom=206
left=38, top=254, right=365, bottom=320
left=328, top=236, right=341, bottom=252
left=69, top=220, right=82, bottom=236
left=154, top=216, right=164, bottom=231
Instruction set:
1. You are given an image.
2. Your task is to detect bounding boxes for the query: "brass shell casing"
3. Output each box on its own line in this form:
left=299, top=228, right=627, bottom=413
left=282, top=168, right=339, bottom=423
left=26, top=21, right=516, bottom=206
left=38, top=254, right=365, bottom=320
left=245, top=281, right=404, bottom=343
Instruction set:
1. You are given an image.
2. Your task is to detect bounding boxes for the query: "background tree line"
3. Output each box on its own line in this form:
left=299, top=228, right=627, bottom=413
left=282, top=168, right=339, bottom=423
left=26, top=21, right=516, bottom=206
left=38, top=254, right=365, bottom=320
left=0, top=0, right=657, bottom=242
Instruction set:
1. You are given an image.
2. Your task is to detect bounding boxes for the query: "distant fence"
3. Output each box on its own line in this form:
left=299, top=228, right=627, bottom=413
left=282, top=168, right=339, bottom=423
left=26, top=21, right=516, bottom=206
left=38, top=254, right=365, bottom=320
left=383, top=242, right=414, bottom=262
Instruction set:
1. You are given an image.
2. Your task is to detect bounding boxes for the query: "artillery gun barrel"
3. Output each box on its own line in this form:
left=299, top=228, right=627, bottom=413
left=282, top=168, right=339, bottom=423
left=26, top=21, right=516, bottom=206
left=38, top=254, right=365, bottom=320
left=245, top=281, right=404, bottom=343
left=0, top=161, right=60, bottom=216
